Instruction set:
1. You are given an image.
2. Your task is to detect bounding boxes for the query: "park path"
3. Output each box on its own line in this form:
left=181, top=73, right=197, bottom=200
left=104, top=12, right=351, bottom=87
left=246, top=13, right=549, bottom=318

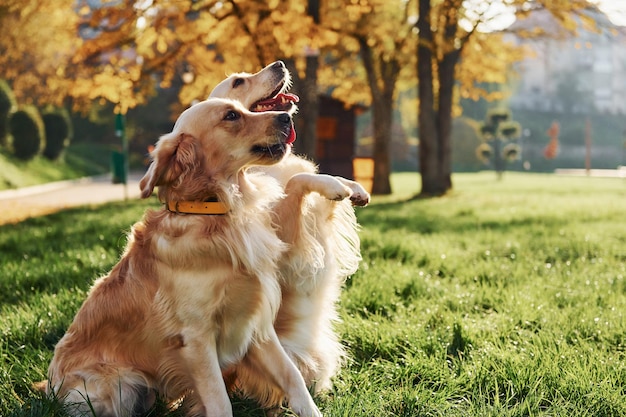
left=0, top=173, right=144, bottom=226
left=0, top=168, right=623, bottom=226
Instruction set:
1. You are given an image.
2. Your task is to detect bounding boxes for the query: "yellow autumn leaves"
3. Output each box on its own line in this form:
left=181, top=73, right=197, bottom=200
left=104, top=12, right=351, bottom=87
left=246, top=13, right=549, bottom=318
left=0, top=0, right=598, bottom=114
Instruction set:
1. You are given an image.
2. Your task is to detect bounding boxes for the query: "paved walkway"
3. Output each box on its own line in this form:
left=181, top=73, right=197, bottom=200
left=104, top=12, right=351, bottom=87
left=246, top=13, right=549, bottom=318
left=0, top=172, right=144, bottom=226
left=554, top=167, right=626, bottom=178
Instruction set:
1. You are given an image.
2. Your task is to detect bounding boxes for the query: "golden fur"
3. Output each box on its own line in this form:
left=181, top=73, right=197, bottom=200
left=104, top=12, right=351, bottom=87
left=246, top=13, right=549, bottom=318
left=210, top=61, right=369, bottom=409
left=39, top=98, right=321, bottom=417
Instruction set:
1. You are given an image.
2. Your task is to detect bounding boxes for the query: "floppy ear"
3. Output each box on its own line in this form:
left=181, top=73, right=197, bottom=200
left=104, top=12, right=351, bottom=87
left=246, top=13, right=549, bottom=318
left=139, top=132, right=197, bottom=198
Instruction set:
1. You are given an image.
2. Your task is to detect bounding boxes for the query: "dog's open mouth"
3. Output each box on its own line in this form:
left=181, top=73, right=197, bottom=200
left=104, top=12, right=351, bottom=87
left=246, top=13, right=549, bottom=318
left=286, top=126, right=295, bottom=144
left=251, top=84, right=298, bottom=146
left=252, top=143, right=288, bottom=159
left=250, top=85, right=299, bottom=113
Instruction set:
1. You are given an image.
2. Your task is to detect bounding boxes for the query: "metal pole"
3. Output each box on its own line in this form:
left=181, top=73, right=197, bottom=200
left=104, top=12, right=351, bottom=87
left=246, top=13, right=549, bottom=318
left=115, top=113, right=129, bottom=200
left=585, top=118, right=591, bottom=175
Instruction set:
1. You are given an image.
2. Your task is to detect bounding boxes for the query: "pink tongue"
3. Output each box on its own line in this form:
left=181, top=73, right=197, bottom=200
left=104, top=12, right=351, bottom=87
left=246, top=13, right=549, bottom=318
left=287, top=126, right=296, bottom=144
left=255, top=93, right=300, bottom=107
left=280, top=93, right=299, bottom=103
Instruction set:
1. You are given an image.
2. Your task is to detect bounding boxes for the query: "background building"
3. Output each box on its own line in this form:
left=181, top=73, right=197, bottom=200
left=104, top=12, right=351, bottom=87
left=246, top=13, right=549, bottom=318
left=508, top=8, right=626, bottom=115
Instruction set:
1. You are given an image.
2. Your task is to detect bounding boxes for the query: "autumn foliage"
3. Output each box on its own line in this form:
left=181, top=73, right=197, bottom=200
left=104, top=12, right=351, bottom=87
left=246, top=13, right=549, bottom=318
left=0, top=0, right=601, bottom=193
left=0, top=0, right=527, bottom=113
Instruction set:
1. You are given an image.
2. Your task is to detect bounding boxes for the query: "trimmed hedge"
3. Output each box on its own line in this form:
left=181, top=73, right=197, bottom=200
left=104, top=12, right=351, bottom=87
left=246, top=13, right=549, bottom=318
left=0, top=80, right=16, bottom=147
left=9, top=106, right=46, bottom=160
left=43, top=109, right=72, bottom=160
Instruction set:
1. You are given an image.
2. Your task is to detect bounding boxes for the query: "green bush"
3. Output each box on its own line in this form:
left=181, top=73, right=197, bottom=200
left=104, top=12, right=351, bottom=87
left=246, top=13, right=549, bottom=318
left=452, top=117, right=483, bottom=172
left=0, top=80, right=17, bottom=147
left=42, top=109, right=72, bottom=160
left=9, top=106, right=46, bottom=160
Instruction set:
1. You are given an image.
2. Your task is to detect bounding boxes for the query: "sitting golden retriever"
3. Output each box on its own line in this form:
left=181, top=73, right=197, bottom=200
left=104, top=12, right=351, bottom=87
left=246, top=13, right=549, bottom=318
left=210, top=61, right=369, bottom=409
left=38, top=98, right=322, bottom=417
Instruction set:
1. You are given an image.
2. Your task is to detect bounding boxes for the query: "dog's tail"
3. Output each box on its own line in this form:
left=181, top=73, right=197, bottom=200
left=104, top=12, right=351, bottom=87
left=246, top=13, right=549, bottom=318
left=39, top=369, right=157, bottom=417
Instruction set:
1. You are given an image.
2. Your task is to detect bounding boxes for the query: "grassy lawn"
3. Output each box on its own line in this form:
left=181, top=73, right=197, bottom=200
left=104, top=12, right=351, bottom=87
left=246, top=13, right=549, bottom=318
left=0, top=144, right=112, bottom=191
left=1, top=172, right=626, bottom=416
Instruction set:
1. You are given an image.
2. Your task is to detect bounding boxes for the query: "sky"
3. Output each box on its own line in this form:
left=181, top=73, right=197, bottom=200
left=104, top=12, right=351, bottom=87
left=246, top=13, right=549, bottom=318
left=464, top=0, right=626, bottom=32
left=596, top=0, right=626, bottom=26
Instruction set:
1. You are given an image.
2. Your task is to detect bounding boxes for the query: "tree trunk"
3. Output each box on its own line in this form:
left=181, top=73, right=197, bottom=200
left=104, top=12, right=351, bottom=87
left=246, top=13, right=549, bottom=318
left=436, top=49, right=460, bottom=192
left=371, top=92, right=393, bottom=195
left=302, top=54, right=319, bottom=160
left=417, top=0, right=445, bottom=196
left=417, top=0, right=465, bottom=196
left=435, top=0, right=463, bottom=192
left=284, top=58, right=318, bottom=161
left=359, top=37, right=395, bottom=195
left=283, top=0, right=320, bottom=162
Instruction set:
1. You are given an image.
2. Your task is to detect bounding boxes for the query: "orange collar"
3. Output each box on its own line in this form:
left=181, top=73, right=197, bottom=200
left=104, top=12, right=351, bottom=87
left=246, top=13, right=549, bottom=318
left=166, top=200, right=229, bottom=215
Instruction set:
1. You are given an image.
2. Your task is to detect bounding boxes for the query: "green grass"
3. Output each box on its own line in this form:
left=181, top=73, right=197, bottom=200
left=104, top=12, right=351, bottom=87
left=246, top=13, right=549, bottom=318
left=0, top=144, right=112, bottom=190
left=2, top=172, right=626, bottom=416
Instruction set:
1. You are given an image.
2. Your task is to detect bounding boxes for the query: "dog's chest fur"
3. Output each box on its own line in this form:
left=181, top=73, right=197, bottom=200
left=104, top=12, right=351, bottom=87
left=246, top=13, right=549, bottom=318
left=146, top=210, right=284, bottom=366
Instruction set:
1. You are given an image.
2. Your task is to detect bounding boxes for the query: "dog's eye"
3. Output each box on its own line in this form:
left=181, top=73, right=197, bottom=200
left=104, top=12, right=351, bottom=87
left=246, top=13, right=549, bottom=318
left=223, top=110, right=241, bottom=121
left=232, top=78, right=245, bottom=88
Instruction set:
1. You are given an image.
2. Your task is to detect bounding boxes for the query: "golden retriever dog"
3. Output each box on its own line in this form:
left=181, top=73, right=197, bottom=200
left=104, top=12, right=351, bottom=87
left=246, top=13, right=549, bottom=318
left=38, top=98, right=322, bottom=417
left=210, top=61, right=369, bottom=409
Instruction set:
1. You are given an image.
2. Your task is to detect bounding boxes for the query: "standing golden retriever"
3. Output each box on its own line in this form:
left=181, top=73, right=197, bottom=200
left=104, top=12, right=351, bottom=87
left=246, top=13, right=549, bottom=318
left=38, top=98, right=322, bottom=417
left=210, top=62, right=369, bottom=409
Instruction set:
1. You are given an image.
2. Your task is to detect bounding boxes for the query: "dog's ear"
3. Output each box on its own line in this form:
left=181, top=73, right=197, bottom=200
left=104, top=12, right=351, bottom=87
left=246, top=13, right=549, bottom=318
left=139, top=132, right=197, bottom=198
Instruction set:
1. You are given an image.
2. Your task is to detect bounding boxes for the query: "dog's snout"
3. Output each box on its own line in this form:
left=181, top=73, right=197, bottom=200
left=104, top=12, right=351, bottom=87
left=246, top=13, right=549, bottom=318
left=276, top=112, right=291, bottom=126
left=271, top=61, right=285, bottom=70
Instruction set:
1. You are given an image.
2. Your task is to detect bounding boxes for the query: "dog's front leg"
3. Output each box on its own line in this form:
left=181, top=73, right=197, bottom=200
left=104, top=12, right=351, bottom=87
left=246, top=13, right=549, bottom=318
left=273, top=173, right=352, bottom=245
left=287, top=173, right=353, bottom=202
left=246, top=330, right=323, bottom=417
left=181, top=335, right=232, bottom=417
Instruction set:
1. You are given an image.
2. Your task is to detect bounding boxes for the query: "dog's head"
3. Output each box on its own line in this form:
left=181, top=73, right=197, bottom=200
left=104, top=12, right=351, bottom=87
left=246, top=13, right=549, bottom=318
left=209, top=61, right=299, bottom=114
left=140, top=98, right=294, bottom=201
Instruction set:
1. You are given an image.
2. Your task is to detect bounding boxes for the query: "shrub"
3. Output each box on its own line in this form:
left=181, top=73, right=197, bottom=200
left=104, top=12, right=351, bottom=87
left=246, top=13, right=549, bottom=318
left=452, top=117, right=483, bottom=172
left=9, top=106, right=45, bottom=160
left=476, top=142, right=492, bottom=164
left=498, top=120, right=521, bottom=139
left=42, top=108, right=72, bottom=160
left=502, top=143, right=521, bottom=162
left=0, top=80, right=17, bottom=147
left=486, top=107, right=511, bottom=126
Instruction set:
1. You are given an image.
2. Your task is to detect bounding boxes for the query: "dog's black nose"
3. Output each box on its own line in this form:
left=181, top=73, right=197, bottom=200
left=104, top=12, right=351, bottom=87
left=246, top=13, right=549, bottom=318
left=272, top=61, right=285, bottom=70
left=276, top=112, right=291, bottom=126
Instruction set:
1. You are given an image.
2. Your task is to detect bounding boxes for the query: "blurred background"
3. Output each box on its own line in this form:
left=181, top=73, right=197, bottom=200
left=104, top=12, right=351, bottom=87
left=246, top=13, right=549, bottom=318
left=0, top=0, right=625, bottom=196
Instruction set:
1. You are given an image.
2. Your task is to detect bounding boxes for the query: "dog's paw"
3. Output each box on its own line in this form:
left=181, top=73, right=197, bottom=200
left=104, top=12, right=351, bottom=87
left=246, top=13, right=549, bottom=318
left=266, top=407, right=321, bottom=417
left=326, top=185, right=352, bottom=201
left=286, top=173, right=364, bottom=204
left=337, top=178, right=370, bottom=207
left=349, top=191, right=370, bottom=207
left=312, top=175, right=352, bottom=202
left=290, top=405, right=323, bottom=417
